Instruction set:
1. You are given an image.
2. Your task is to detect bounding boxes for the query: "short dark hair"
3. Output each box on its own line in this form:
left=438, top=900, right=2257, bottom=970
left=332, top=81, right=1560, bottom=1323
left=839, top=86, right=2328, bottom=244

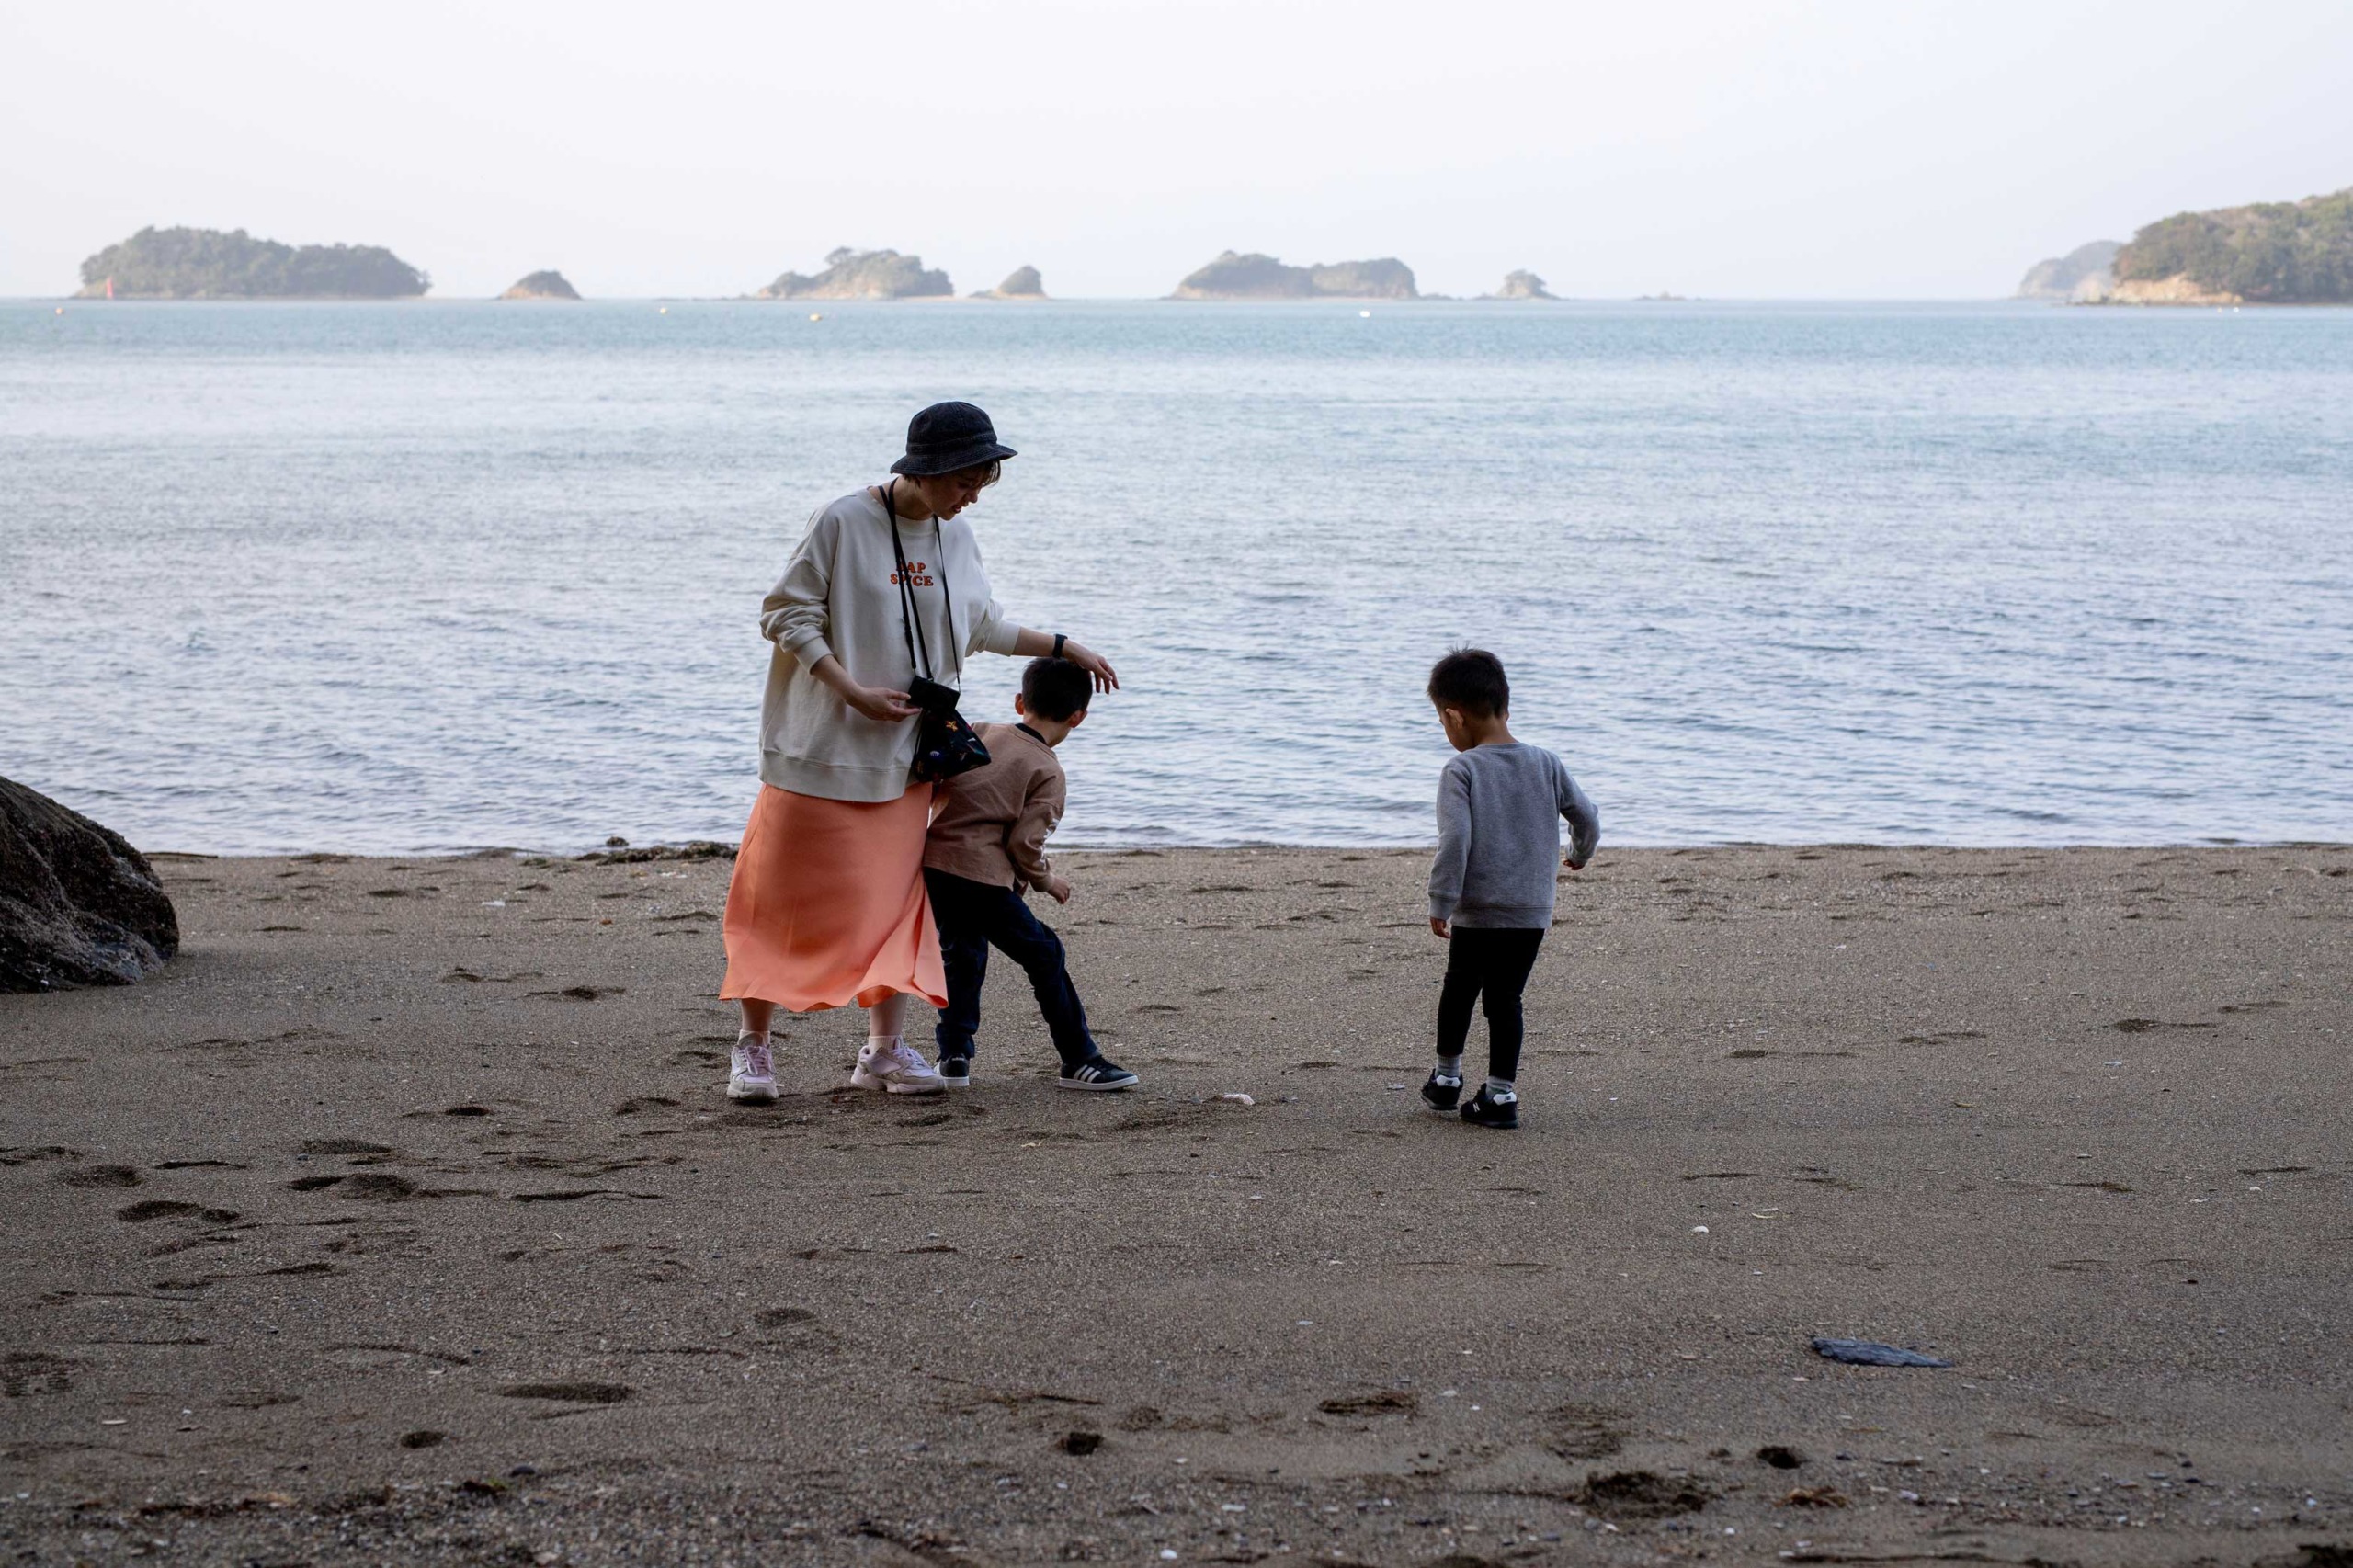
left=1021, top=656, right=1093, bottom=722
left=1427, top=648, right=1509, bottom=719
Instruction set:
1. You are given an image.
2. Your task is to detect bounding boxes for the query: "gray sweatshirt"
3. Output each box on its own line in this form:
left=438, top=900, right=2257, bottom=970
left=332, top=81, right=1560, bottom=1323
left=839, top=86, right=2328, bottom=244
left=1428, top=742, right=1600, bottom=928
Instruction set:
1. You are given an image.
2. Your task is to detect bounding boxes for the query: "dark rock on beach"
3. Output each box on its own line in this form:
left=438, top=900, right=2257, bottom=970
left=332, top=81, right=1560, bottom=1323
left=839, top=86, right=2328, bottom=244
left=0, top=777, right=179, bottom=992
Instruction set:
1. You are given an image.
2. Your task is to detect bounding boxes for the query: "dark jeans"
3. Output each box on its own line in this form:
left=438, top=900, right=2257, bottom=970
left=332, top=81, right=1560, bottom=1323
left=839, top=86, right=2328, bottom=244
left=1437, top=926, right=1545, bottom=1082
left=926, top=869, right=1097, bottom=1069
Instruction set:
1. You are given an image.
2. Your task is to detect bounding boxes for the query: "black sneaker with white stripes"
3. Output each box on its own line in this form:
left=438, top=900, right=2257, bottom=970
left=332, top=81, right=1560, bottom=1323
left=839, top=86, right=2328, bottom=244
left=1459, top=1084, right=1519, bottom=1130
left=1057, top=1056, right=1139, bottom=1092
left=938, top=1056, right=972, bottom=1090
left=1420, top=1070, right=1463, bottom=1112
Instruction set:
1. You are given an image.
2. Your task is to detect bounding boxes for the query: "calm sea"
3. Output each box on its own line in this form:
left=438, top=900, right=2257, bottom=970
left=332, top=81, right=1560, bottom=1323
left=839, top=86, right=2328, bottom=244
left=3, top=299, right=2348, bottom=855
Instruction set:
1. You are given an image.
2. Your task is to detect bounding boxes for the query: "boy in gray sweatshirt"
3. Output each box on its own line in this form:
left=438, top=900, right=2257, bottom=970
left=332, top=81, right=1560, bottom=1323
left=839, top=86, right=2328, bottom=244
left=1421, top=649, right=1600, bottom=1129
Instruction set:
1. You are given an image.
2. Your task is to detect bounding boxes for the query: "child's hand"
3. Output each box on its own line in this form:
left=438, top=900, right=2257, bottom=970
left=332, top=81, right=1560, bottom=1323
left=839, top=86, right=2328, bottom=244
left=1563, top=856, right=1587, bottom=873
left=1045, top=874, right=1073, bottom=904
left=1429, top=917, right=1450, bottom=939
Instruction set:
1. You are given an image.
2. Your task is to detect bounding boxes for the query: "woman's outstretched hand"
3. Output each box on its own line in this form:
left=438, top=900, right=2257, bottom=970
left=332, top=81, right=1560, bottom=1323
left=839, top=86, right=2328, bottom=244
left=846, top=684, right=921, bottom=723
left=1062, top=641, right=1119, bottom=692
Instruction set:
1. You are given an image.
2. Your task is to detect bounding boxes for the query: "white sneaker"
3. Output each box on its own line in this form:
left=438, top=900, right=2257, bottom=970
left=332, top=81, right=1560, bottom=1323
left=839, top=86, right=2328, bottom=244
left=850, top=1037, right=944, bottom=1096
left=727, top=1038, right=778, bottom=1103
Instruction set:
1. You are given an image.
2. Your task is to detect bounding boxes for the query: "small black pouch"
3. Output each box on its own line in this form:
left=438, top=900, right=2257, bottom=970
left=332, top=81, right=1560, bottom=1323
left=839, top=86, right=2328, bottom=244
left=905, top=675, right=990, bottom=782
left=883, top=487, right=991, bottom=785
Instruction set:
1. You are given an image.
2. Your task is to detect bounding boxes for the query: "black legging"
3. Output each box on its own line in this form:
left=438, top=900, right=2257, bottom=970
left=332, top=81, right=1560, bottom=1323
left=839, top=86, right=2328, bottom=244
left=1436, top=926, right=1545, bottom=1082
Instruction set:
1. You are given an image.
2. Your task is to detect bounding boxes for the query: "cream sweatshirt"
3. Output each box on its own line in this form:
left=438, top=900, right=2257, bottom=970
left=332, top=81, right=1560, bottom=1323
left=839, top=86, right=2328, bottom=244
left=757, top=489, right=1022, bottom=802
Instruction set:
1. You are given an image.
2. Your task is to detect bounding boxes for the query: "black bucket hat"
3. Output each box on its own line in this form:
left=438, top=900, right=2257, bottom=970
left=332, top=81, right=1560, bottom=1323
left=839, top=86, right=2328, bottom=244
left=890, top=401, right=1018, bottom=476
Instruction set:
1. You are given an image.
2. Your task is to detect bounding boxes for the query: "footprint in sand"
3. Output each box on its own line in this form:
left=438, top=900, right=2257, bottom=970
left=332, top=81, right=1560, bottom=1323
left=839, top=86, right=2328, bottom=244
left=1318, top=1392, right=1416, bottom=1417
left=59, top=1164, right=142, bottom=1188
left=340, top=1174, right=420, bottom=1200
left=754, top=1308, right=816, bottom=1330
left=117, top=1199, right=205, bottom=1222
left=0, top=1352, right=80, bottom=1396
left=498, top=1382, right=633, bottom=1404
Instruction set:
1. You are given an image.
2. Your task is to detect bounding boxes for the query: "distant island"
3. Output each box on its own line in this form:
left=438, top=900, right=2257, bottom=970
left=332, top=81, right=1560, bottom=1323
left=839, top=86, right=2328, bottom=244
left=2027, top=187, right=2353, bottom=305
left=2109, top=186, right=2352, bottom=303
left=1485, top=269, right=1557, bottom=301
left=1170, top=251, right=1417, bottom=300
left=77, top=226, right=428, bottom=300
left=2015, top=240, right=2120, bottom=301
left=972, top=266, right=1047, bottom=300
left=500, top=269, right=580, bottom=301
left=757, top=248, right=951, bottom=301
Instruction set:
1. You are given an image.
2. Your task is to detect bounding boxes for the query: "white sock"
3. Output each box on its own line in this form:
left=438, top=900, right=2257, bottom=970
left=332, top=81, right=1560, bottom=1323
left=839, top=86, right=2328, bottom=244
left=737, top=1028, right=768, bottom=1047
left=1435, top=1055, right=1463, bottom=1083
left=1486, top=1077, right=1516, bottom=1098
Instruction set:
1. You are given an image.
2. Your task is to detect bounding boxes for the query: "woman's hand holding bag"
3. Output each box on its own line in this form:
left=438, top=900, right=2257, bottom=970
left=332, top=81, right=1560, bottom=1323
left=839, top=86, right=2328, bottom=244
left=843, top=684, right=922, bottom=724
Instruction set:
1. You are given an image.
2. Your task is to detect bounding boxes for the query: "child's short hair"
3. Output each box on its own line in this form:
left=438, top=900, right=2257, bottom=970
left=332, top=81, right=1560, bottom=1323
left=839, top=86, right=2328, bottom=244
left=1427, top=648, right=1509, bottom=719
left=1021, top=656, right=1094, bottom=722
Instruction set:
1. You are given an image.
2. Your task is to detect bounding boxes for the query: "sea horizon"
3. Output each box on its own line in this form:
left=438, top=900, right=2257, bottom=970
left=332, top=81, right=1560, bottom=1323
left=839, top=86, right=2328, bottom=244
left=29, top=292, right=2353, bottom=307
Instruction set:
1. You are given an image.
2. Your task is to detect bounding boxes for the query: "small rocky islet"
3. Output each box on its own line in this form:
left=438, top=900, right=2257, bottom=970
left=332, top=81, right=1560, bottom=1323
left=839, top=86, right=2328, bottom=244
left=972, top=265, right=1047, bottom=300
left=498, top=269, right=580, bottom=301
left=755, top=247, right=952, bottom=301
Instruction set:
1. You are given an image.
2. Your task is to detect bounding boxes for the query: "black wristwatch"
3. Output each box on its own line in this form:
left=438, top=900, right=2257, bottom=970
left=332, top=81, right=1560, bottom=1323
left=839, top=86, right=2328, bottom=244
left=1051, top=632, right=1067, bottom=659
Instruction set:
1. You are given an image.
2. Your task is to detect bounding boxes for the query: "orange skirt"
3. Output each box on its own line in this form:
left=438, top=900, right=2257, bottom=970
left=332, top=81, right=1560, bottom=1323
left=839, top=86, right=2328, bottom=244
left=719, top=783, right=946, bottom=1012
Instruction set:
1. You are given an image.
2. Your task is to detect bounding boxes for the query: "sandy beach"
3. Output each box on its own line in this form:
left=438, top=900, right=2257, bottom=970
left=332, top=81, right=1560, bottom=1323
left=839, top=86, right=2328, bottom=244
left=2, top=843, right=2347, bottom=1565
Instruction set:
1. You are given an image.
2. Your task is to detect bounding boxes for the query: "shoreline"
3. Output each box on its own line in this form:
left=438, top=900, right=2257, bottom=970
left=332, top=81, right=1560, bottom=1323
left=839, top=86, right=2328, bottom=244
left=4, top=843, right=2347, bottom=1562
left=128, top=835, right=2353, bottom=865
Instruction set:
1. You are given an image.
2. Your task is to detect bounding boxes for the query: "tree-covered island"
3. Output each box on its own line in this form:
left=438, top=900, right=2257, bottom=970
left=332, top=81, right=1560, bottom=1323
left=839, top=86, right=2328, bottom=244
left=2108, top=186, right=2352, bottom=304
left=76, top=227, right=430, bottom=299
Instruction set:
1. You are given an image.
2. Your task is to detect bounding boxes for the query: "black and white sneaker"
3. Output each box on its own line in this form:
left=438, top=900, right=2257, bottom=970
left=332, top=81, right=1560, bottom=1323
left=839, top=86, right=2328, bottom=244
left=1460, top=1084, right=1519, bottom=1130
left=937, top=1056, right=972, bottom=1089
left=1057, top=1057, right=1139, bottom=1092
left=1420, top=1071, right=1463, bottom=1113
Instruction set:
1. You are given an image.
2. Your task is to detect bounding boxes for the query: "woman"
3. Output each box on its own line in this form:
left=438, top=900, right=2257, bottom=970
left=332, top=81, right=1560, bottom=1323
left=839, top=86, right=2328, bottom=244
left=720, top=402, right=1117, bottom=1100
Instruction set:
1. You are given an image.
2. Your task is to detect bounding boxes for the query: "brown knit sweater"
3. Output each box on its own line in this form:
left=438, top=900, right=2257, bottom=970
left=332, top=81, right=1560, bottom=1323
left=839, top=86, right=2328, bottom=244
left=923, top=722, right=1064, bottom=892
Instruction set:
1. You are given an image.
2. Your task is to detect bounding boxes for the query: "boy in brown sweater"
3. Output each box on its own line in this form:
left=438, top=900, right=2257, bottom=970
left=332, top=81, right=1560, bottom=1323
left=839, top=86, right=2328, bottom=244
left=923, top=657, right=1138, bottom=1092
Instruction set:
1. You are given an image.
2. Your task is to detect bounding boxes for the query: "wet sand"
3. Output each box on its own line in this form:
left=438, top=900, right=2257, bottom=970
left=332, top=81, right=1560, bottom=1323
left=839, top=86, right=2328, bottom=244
left=2, top=844, right=2348, bottom=1566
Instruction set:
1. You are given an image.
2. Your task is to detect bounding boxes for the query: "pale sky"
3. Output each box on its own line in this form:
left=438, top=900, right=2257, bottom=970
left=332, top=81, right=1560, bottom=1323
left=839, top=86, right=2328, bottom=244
left=4, top=0, right=2348, bottom=300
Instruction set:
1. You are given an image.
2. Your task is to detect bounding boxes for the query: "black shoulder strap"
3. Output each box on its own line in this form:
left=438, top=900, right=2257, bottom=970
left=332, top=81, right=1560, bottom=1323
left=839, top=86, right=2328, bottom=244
left=881, top=481, right=961, bottom=682
left=881, top=482, right=932, bottom=682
